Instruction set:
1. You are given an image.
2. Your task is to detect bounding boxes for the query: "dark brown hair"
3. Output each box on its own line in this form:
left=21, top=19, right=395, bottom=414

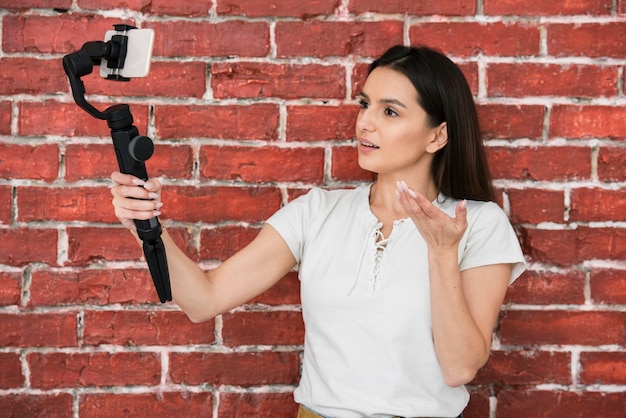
left=369, top=45, right=495, bottom=202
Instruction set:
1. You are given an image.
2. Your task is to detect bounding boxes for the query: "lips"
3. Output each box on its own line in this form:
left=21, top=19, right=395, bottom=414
left=359, top=139, right=379, bottom=149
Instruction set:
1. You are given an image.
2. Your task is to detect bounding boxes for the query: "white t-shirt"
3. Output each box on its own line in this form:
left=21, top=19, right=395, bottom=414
left=266, top=185, right=525, bottom=418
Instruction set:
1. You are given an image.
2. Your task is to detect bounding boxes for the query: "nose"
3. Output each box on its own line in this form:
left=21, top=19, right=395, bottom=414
left=356, top=107, right=374, bottom=133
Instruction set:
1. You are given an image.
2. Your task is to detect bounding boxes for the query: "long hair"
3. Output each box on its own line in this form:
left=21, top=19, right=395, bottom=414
left=368, top=45, right=495, bottom=202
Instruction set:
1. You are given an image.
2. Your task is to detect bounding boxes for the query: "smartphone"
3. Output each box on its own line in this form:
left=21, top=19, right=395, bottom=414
left=100, top=28, right=154, bottom=79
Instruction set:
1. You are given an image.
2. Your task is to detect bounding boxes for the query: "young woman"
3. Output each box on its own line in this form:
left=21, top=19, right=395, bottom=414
left=111, top=45, right=525, bottom=418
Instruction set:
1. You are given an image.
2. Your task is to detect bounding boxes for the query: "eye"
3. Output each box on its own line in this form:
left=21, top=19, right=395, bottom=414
left=384, top=107, right=398, bottom=117
left=358, top=98, right=369, bottom=109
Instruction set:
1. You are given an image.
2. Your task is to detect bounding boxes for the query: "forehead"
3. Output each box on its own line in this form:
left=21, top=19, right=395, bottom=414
left=361, top=67, right=419, bottom=104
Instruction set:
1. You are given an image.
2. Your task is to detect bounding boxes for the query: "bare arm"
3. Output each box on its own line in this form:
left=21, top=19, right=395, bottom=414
left=396, top=182, right=511, bottom=387
left=111, top=172, right=297, bottom=322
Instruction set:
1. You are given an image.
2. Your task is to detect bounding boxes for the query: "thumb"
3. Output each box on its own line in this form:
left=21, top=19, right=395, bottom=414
left=455, top=199, right=468, bottom=227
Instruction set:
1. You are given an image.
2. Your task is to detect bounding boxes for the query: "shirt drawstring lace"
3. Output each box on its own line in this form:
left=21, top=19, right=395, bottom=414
left=371, top=230, right=389, bottom=292
left=347, top=222, right=386, bottom=295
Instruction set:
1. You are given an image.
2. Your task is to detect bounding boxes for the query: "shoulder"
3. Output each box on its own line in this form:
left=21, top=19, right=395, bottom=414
left=292, top=185, right=369, bottom=211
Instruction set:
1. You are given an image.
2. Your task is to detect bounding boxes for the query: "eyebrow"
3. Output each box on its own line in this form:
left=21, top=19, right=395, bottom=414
left=358, top=91, right=408, bottom=109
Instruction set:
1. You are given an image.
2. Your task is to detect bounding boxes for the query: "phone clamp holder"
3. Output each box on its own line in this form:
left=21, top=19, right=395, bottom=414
left=62, top=25, right=171, bottom=303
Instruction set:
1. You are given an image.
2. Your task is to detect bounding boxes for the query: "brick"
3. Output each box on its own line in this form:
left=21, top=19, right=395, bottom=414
left=0, top=272, right=20, bottom=306
left=521, top=227, right=626, bottom=266
left=487, top=63, right=618, bottom=98
left=590, top=269, right=626, bottom=305
left=350, top=0, right=476, bottom=15
left=286, top=104, right=358, bottom=142
left=477, top=104, right=544, bottom=140
left=80, top=393, right=213, bottom=418
left=464, top=388, right=489, bottom=418
left=570, top=188, right=626, bottom=222
left=29, top=268, right=159, bottom=307
left=3, top=14, right=130, bottom=54
left=64, top=144, right=193, bottom=181
left=199, top=145, right=325, bottom=183
left=579, top=352, right=626, bottom=384
left=82, top=310, right=216, bottom=346
left=0, top=144, right=59, bottom=181
left=85, top=61, right=207, bottom=99
left=0, top=313, right=77, bottom=347
left=78, top=0, right=212, bottom=16
left=169, top=351, right=300, bottom=386
left=508, top=188, right=565, bottom=224
left=0, top=58, right=67, bottom=95
left=0, top=229, right=58, bottom=266
left=487, top=146, right=591, bottom=181
left=0, top=101, right=10, bottom=135
left=0, top=186, right=12, bottom=225
left=19, top=102, right=149, bottom=138
left=473, top=350, right=571, bottom=385
left=505, top=270, right=586, bottom=305
left=66, top=227, right=143, bottom=264
left=598, top=146, right=626, bottom=182
left=199, top=225, right=260, bottom=261
left=331, top=145, right=374, bottom=182
left=155, top=104, right=279, bottom=140
left=409, top=22, right=540, bottom=57
left=217, top=0, right=338, bottom=17
left=17, top=186, right=115, bottom=223
left=28, top=352, right=160, bottom=389
left=0, top=394, right=73, bottom=417
left=211, top=62, right=346, bottom=99
left=163, top=186, right=282, bottom=223
left=222, top=311, right=304, bottom=346
left=497, top=390, right=625, bottom=417
left=249, top=272, right=301, bottom=306
left=276, top=21, right=403, bottom=58
left=352, top=63, right=370, bottom=100
left=484, top=0, right=613, bottom=15
left=548, top=23, right=626, bottom=58
left=550, top=105, right=626, bottom=139
left=147, top=20, right=269, bottom=57
left=500, top=310, right=626, bottom=346
left=0, top=0, right=70, bottom=8
left=218, top=392, right=298, bottom=417
left=0, top=353, right=24, bottom=389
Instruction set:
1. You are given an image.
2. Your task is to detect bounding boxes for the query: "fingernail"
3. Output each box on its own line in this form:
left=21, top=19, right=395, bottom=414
left=395, top=190, right=401, bottom=200
left=156, top=202, right=164, bottom=209
left=153, top=210, right=161, bottom=217
left=132, top=178, right=146, bottom=186
left=148, top=192, right=159, bottom=200
left=408, top=189, right=418, bottom=199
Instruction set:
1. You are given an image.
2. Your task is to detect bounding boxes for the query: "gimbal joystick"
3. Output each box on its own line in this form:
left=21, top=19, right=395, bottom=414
left=63, top=25, right=171, bottom=302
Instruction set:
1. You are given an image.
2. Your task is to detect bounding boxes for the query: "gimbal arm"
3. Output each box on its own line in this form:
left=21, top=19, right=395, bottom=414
left=62, top=26, right=172, bottom=302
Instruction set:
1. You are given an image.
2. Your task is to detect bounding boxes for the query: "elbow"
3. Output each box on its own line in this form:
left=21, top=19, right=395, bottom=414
left=442, top=367, right=478, bottom=388
left=186, top=313, right=211, bottom=324
left=180, top=305, right=218, bottom=324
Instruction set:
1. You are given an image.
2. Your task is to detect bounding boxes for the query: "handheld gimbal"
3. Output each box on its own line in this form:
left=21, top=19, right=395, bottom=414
left=62, top=25, right=171, bottom=303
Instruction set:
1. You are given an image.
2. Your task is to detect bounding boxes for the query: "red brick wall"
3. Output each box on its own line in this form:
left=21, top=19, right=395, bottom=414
left=1, top=0, right=625, bottom=416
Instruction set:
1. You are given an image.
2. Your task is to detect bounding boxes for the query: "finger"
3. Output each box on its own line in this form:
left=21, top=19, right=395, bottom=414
left=455, top=199, right=468, bottom=226
left=111, top=171, right=146, bottom=186
left=113, top=203, right=161, bottom=221
left=397, top=181, right=434, bottom=217
left=143, top=178, right=162, bottom=192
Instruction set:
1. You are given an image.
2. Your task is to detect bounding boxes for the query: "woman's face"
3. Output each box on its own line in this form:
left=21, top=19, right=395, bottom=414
left=355, top=66, right=446, bottom=177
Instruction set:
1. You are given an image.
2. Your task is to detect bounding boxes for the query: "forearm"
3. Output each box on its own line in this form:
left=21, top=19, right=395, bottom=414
left=132, top=227, right=219, bottom=322
left=428, top=247, right=489, bottom=387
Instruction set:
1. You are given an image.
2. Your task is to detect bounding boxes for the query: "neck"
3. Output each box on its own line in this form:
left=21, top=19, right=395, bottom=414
left=370, top=174, right=439, bottom=216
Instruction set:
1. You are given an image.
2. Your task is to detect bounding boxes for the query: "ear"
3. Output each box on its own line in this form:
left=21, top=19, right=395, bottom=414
left=426, top=122, right=448, bottom=154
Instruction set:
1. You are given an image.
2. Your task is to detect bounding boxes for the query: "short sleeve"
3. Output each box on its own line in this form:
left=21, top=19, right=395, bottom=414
left=265, top=188, right=320, bottom=265
left=459, top=201, right=526, bottom=284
